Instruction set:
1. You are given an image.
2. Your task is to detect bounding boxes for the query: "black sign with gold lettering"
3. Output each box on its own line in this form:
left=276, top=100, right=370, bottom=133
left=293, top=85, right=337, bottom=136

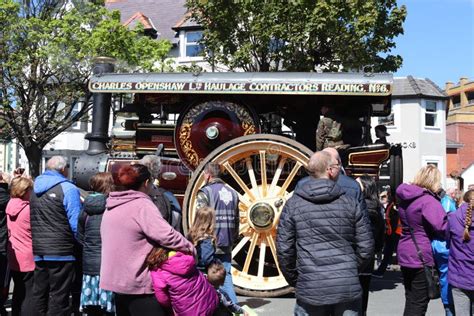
left=89, top=80, right=391, bottom=96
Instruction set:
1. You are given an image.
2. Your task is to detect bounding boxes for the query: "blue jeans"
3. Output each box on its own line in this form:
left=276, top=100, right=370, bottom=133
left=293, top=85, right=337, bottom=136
left=444, top=304, right=455, bottom=316
left=294, top=299, right=361, bottom=316
left=215, top=253, right=238, bottom=304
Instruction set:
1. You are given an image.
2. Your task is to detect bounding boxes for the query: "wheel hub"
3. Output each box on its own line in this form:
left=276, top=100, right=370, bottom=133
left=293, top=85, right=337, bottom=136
left=249, top=202, right=275, bottom=230
left=205, top=125, right=219, bottom=139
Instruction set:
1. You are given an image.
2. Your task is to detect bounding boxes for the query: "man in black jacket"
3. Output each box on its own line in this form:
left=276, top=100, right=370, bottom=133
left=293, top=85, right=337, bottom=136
left=276, top=151, right=374, bottom=315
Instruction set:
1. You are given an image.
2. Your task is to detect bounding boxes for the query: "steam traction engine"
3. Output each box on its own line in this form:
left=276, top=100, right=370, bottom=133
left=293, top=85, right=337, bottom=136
left=75, top=59, right=402, bottom=297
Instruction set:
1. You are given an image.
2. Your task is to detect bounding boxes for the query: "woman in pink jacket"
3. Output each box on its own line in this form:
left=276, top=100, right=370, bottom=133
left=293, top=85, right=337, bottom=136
left=6, top=177, right=34, bottom=316
left=146, top=246, right=219, bottom=316
left=100, top=164, right=195, bottom=316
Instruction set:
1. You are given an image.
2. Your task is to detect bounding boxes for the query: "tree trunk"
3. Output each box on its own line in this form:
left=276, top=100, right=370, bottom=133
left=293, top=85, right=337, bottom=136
left=24, top=145, right=43, bottom=178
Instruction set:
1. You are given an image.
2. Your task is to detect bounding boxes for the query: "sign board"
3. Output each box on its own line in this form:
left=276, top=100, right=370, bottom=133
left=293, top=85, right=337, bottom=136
left=89, top=73, right=393, bottom=96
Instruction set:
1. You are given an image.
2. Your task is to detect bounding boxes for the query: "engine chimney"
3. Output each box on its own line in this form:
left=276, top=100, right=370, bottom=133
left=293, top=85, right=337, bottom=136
left=85, top=57, right=115, bottom=153
left=74, top=57, right=115, bottom=190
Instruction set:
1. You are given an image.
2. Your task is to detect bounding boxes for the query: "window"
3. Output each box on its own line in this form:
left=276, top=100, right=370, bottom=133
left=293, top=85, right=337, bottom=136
left=424, top=100, right=438, bottom=128
left=70, top=103, right=81, bottom=130
left=422, top=156, right=443, bottom=173
left=467, top=92, right=474, bottom=105
left=452, top=95, right=461, bottom=108
left=185, top=31, right=203, bottom=57
left=378, top=111, right=395, bottom=127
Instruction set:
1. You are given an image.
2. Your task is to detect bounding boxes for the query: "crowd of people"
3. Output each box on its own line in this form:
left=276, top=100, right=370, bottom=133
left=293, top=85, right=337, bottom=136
left=0, top=149, right=472, bottom=316
left=0, top=156, right=246, bottom=316
left=277, top=149, right=474, bottom=316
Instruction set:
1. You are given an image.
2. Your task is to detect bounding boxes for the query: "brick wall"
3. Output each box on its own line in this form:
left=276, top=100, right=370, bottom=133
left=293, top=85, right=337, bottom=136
left=446, top=123, right=474, bottom=173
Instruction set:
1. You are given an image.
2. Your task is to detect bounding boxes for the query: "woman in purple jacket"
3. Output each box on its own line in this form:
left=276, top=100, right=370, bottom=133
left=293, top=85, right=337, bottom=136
left=100, top=164, right=195, bottom=316
left=396, top=165, right=448, bottom=316
left=448, top=190, right=474, bottom=316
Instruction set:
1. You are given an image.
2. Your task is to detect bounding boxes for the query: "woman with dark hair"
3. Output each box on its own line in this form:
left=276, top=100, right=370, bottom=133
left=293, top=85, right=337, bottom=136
left=448, top=190, right=474, bottom=316
left=356, top=175, right=385, bottom=315
left=100, top=164, right=194, bottom=316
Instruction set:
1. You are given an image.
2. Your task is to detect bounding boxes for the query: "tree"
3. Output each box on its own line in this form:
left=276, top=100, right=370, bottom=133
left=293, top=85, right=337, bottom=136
left=0, top=0, right=172, bottom=177
left=186, top=0, right=406, bottom=72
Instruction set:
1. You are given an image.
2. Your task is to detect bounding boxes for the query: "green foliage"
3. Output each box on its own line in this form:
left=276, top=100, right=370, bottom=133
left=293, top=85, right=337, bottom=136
left=187, top=0, right=406, bottom=72
left=0, top=0, right=171, bottom=176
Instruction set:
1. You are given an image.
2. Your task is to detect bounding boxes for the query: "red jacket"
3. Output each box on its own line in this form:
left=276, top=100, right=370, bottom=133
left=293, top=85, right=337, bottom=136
left=385, top=202, right=401, bottom=236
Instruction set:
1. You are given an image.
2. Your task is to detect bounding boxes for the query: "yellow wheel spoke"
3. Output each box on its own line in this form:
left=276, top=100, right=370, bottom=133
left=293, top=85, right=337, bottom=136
left=232, top=236, right=250, bottom=259
left=246, top=158, right=260, bottom=198
left=257, top=240, right=267, bottom=278
left=266, top=234, right=281, bottom=272
left=223, top=162, right=256, bottom=202
left=238, top=223, right=250, bottom=235
left=278, top=162, right=302, bottom=196
left=238, top=194, right=251, bottom=209
left=259, top=150, right=268, bottom=197
left=243, top=233, right=259, bottom=274
left=269, top=157, right=287, bottom=196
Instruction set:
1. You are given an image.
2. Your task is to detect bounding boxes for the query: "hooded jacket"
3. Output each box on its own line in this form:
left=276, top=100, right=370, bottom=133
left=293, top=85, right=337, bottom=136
left=150, top=252, right=219, bottom=316
left=77, top=193, right=107, bottom=275
left=277, top=177, right=374, bottom=306
left=0, top=184, right=10, bottom=255
left=447, top=203, right=474, bottom=290
left=6, top=197, right=34, bottom=272
left=100, top=190, right=194, bottom=295
left=29, top=170, right=81, bottom=259
left=396, top=183, right=447, bottom=268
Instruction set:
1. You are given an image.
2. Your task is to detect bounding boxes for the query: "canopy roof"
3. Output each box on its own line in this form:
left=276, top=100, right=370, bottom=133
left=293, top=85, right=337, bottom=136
left=89, top=72, right=393, bottom=96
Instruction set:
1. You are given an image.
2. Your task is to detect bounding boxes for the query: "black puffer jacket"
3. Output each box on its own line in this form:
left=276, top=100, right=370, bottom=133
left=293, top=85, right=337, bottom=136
left=0, top=184, right=9, bottom=255
left=277, top=178, right=374, bottom=306
left=77, top=193, right=106, bottom=275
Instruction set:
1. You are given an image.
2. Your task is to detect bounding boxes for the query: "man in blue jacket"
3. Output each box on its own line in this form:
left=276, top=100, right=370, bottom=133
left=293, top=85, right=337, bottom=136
left=30, top=156, right=81, bottom=315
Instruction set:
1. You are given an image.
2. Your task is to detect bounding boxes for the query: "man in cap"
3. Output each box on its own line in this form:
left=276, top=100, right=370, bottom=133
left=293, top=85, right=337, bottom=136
left=374, top=125, right=390, bottom=145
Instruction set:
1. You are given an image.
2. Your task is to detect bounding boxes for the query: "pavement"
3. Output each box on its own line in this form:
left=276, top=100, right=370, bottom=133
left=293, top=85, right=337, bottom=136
left=237, top=270, right=445, bottom=316
left=2, top=269, right=445, bottom=315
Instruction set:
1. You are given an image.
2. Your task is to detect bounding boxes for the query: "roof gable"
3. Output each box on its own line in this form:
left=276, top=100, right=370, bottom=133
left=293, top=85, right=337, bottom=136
left=123, top=12, right=155, bottom=29
left=106, top=0, right=188, bottom=42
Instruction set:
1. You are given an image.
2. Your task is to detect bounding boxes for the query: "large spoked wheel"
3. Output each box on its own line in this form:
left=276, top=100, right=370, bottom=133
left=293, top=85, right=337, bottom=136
left=183, top=134, right=313, bottom=297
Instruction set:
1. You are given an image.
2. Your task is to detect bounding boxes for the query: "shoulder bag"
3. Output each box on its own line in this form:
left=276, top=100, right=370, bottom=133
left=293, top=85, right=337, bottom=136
left=404, top=209, right=441, bottom=300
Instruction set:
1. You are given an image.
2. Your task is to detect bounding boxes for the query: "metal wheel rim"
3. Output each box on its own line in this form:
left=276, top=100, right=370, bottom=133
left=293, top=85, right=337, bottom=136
left=183, top=134, right=312, bottom=295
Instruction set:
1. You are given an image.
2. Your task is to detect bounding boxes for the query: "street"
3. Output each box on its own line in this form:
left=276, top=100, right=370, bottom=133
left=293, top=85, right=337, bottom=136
left=238, top=270, right=445, bottom=315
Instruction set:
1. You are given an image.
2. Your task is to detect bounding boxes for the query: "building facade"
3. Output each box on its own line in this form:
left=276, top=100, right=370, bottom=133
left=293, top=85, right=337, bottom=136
left=372, top=76, right=448, bottom=187
left=445, top=77, right=474, bottom=189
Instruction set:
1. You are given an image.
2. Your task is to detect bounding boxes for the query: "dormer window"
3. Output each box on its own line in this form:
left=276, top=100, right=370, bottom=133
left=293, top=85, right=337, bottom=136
left=185, top=31, right=203, bottom=57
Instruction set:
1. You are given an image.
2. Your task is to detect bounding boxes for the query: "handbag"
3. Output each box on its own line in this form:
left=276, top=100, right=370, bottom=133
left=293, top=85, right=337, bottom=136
left=404, top=210, right=441, bottom=300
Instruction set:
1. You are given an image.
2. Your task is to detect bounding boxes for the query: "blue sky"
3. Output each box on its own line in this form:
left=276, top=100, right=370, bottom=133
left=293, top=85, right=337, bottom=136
left=393, top=0, right=474, bottom=88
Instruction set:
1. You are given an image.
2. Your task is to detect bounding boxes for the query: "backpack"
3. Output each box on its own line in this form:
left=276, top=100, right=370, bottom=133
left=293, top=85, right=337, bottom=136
left=327, top=119, right=343, bottom=142
left=153, top=187, right=172, bottom=224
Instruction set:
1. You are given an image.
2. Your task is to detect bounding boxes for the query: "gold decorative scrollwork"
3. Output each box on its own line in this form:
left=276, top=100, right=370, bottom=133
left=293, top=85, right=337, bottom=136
left=179, top=123, right=200, bottom=168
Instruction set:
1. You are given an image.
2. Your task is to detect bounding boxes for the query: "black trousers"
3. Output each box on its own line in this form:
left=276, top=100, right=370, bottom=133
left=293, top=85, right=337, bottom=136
left=401, top=267, right=430, bottom=316
left=376, top=234, right=400, bottom=274
left=359, top=274, right=372, bottom=313
left=115, top=293, right=164, bottom=316
left=0, top=254, right=9, bottom=316
left=32, top=261, right=75, bottom=316
left=11, top=270, right=34, bottom=316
